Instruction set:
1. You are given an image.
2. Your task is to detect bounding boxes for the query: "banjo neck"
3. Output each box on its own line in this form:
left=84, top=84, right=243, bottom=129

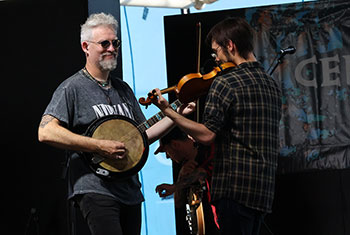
left=137, top=99, right=182, bottom=133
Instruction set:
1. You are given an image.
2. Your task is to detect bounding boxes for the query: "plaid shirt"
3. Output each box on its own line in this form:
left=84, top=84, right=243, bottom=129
left=203, top=61, right=282, bottom=213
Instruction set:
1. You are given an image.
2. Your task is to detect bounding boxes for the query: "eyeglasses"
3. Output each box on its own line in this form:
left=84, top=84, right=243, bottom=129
left=87, top=39, right=121, bottom=49
left=212, top=46, right=222, bottom=56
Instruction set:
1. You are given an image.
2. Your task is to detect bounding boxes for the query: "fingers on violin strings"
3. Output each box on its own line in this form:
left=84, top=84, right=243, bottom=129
left=147, top=89, right=157, bottom=98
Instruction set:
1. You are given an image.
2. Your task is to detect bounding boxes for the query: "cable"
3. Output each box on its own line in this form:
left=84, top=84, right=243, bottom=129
left=123, top=6, right=148, bottom=235
left=123, top=6, right=136, bottom=93
left=262, top=218, right=274, bottom=235
left=139, top=170, right=148, bottom=235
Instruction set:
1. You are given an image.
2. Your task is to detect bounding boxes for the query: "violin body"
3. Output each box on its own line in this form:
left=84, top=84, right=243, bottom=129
left=176, top=72, right=214, bottom=104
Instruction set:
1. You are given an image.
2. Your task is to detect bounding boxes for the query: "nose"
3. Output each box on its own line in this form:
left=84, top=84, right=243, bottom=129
left=107, top=43, right=116, bottom=51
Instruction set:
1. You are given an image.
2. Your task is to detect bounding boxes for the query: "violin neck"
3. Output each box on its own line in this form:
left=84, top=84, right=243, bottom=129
left=160, top=86, right=177, bottom=94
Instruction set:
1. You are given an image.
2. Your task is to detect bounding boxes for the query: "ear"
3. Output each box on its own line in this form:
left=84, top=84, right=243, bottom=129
left=82, top=41, right=89, bottom=53
left=227, top=40, right=235, bottom=53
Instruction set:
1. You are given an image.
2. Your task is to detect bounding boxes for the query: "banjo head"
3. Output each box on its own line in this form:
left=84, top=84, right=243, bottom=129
left=84, top=115, right=149, bottom=180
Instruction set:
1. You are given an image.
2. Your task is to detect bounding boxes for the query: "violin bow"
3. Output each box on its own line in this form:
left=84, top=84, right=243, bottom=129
left=195, top=22, right=202, bottom=122
left=196, top=22, right=202, bottom=122
left=196, top=22, right=201, bottom=74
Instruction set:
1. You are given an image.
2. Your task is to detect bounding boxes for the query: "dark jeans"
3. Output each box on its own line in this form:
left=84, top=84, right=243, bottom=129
left=215, top=198, right=265, bottom=235
left=75, top=193, right=141, bottom=235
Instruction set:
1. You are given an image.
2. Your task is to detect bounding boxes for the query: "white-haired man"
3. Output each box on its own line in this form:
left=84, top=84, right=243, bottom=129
left=38, top=12, right=193, bottom=235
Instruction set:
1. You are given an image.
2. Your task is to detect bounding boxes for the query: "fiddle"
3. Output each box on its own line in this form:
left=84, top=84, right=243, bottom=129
left=139, top=62, right=235, bottom=107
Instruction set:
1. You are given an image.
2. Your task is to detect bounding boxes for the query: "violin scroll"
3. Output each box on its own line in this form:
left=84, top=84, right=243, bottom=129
left=138, top=87, right=178, bottom=108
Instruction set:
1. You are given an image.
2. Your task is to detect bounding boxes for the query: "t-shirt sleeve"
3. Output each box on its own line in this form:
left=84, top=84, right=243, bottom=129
left=43, top=84, right=73, bottom=126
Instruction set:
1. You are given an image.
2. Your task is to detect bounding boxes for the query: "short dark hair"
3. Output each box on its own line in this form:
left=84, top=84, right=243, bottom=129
left=206, top=17, right=255, bottom=59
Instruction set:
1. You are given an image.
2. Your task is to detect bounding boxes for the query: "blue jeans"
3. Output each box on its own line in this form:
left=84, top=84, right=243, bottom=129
left=76, top=193, right=141, bottom=235
left=214, top=199, right=265, bottom=235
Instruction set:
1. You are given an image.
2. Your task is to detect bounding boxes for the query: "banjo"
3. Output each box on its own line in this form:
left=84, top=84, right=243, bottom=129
left=186, top=182, right=206, bottom=235
left=83, top=99, right=182, bottom=180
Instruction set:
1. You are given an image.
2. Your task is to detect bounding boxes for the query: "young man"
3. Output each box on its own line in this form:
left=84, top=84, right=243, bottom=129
left=38, top=13, right=193, bottom=235
left=154, top=127, right=220, bottom=235
left=151, top=17, right=282, bottom=235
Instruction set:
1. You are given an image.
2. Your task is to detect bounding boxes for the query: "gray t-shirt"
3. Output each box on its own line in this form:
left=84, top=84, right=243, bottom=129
left=43, top=69, right=145, bottom=205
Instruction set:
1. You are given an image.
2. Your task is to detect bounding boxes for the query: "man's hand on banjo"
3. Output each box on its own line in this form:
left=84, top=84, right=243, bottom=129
left=96, top=139, right=127, bottom=160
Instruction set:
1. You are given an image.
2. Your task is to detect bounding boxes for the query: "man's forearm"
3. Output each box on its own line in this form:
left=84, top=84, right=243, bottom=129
left=175, top=168, right=207, bottom=191
left=163, top=107, right=216, bottom=145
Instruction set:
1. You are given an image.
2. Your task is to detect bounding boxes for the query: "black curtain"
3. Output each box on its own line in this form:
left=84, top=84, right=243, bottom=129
left=0, top=0, right=87, bottom=234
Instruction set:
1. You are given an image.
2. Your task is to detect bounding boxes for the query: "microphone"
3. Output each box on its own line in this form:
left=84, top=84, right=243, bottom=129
left=280, top=46, right=296, bottom=55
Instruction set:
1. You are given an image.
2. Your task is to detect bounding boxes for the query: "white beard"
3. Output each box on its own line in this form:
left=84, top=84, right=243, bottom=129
left=99, top=58, right=117, bottom=71
left=99, top=53, right=117, bottom=71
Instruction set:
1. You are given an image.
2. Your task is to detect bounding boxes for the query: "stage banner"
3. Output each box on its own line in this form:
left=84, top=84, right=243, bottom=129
left=245, top=0, right=350, bottom=173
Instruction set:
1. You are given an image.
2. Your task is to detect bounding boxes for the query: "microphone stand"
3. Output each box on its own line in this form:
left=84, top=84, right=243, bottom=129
left=25, top=208, right=40, bottom=235
left=267, top=52, right=287, bottom=76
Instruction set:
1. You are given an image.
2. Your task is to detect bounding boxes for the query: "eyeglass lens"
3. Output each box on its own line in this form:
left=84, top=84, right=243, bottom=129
left=100, top=39, right=121, bottom=49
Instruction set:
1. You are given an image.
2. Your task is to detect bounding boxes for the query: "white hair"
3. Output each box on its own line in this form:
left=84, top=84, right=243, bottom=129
left=80, top=12, right=119, bottom=43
